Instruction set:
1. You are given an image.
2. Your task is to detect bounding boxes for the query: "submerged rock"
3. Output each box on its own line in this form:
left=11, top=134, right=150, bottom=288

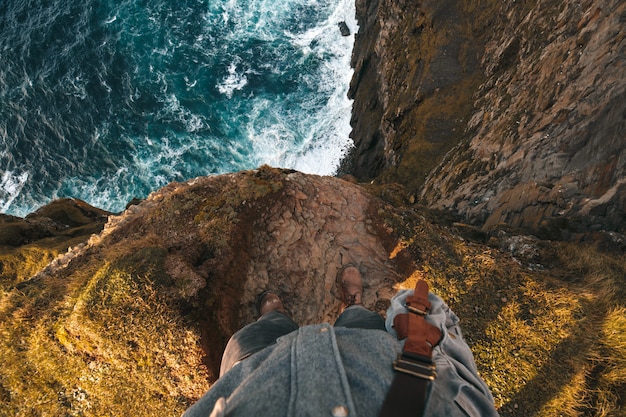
left=338, top=21, right=351, bottom=36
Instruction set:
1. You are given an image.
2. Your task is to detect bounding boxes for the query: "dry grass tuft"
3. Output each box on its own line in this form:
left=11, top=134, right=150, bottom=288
left=0, top=261, right=209, bottom=416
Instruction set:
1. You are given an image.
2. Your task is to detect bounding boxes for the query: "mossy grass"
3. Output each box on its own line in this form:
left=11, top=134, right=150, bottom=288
left=387, top=211, right=626, bottom=416
left=0, top=260, right=208, bottom=416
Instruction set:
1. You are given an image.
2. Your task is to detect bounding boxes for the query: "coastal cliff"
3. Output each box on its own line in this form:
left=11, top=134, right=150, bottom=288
left=1, top=0, right=626, bottom=415
left=346, top=0, right=626, bottom=238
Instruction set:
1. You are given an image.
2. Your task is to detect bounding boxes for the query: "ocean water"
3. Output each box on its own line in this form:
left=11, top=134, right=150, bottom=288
left=0, top=0, right=356, bottom=216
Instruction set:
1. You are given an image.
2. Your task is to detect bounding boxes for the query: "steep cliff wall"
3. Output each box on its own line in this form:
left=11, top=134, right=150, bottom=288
left=345, top=0, right=503, bottom=185
left=422, top=0, right=626, bottom=236
left=347, top=0, right=626, bottom=236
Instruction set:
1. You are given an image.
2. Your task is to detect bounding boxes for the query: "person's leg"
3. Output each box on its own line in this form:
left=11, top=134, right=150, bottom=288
left=219, top=293, right=298, bottom=376
left=335, top=264, right=386, bottom=331
left=334, top=304, right=386, bottom=330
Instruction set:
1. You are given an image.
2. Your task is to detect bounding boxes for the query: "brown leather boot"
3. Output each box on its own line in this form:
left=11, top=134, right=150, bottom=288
left=337, top=264, right=363, bottom=308
left=256, top=291, right=286, bottom=317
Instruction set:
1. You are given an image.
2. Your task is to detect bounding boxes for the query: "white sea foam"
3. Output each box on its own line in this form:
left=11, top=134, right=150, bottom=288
left=217, top=0, right=284, bottom=43
left=0, top=170, right=29, bottom=213
left=246, top=98, right=295, bottom=167
left=203, top=0, right=357, bottom=176
left=217, top=61, right=248, bottom=98
left=56, top=149, right=180, bottom=215
left=161, top=94, right=209, bottom=133
left=1, top=0, right=358, bottom=216
left=253, top=0, right=357, bottom=176
left=56, top=172, right=132, bottom=215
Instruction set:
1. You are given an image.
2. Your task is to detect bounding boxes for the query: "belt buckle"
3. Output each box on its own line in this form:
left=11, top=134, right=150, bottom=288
left=405, top=304, right=428, bottom=316
left=393, top=355, right=437, bottom=381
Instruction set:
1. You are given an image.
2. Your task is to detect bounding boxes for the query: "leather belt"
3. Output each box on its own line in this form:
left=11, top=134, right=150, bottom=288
left=379, top=280, right=442, bottom=417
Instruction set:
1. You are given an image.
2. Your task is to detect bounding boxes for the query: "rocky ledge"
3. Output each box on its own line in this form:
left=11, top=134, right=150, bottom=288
left=1, top=168, right=625, bottom=416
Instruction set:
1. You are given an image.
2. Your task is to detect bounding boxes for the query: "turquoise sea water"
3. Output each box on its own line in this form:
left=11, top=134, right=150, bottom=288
left=0, top=0, right=356, bottom=216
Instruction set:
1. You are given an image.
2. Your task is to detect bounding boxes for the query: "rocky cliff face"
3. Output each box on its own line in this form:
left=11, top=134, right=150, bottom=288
left=345, top=0, right=488, bottom=184
left=347, top=0, right=626, bottom=237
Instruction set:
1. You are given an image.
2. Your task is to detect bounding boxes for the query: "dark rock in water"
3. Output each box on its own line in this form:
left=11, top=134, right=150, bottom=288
left=0, top=198, right=111, bottom=247
left=126, top=197, right=144, bottom=209
left=338, top=21, right=350, bottom=36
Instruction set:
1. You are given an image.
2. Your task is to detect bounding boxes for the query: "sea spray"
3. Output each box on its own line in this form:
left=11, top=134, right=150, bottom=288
left=0, top=0, right=356, bottom=216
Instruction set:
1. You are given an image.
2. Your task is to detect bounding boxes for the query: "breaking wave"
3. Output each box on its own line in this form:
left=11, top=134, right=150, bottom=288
left=0, top=0, right=356, bottom=216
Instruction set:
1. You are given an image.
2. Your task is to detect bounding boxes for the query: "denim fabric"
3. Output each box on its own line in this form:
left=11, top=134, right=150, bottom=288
left=220, top=305, right=385, bottom=376
left=219, top=311, right=299, bottom=377
left=186, top=324, right=399, bottom=417
left=184, top=291, right=499, bottom=417
left=334, top=305, right=387, bottom=331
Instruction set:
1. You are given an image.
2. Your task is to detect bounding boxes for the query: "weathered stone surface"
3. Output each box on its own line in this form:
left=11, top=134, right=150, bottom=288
left=343, top=0, right=489, bottom=188
left=347, top=0, right=626, bottom=235
left=25, top=167, right=405, bottom=374
left=421, top=0, right=626, bottom=235
left=0, top=198, right=110, bottom=247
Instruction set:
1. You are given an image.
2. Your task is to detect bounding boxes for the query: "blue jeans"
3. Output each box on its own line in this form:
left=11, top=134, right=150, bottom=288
left=220, top=305, right=386, bottom=376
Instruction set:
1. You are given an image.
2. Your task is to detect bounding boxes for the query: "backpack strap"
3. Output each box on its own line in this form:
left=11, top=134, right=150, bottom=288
left=378, top=279, right=442, bottom=417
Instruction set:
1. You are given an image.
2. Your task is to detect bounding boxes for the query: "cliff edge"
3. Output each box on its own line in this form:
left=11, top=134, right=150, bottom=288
left=2, top=167, right=625, bottom=416
left=2, top=0, right=626, bottom=415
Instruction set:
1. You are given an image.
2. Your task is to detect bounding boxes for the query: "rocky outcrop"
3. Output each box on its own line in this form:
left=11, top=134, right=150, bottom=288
left=347, top=0, right=626, bottom=236
left=422, top=0, right=626, bottom=236
left=80, top=167, right=402, bottom=326
left=2, top=168, right=625, bottom=416
left=0, top=169, right=409, bottom=414
left=1, top=168, right=409, bottom=413
left=0, top=198, right=110, bottom=247
left=14, top=167, right=542, bottom=415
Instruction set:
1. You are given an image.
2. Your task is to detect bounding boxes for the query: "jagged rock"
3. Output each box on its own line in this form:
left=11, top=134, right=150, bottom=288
left=0, top=198, right=110, bottom=247
left=421, top=0, right=626, bottom=235
left=344, top=0, right=486, bottom=186
left=347, top=0, right=626, bottom=236
left=338, top=21, right=351, bottom=36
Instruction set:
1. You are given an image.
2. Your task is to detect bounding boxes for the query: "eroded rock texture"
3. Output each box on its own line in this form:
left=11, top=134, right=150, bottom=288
left=423, top=0, right=626, bottom=236
left=24, top=167, right=405, bottom=376
left=0, top=198, right=110, bottom=247
left=346, top=0, right=490, bottom=186
left=348, top=0, right=626, bottom=237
